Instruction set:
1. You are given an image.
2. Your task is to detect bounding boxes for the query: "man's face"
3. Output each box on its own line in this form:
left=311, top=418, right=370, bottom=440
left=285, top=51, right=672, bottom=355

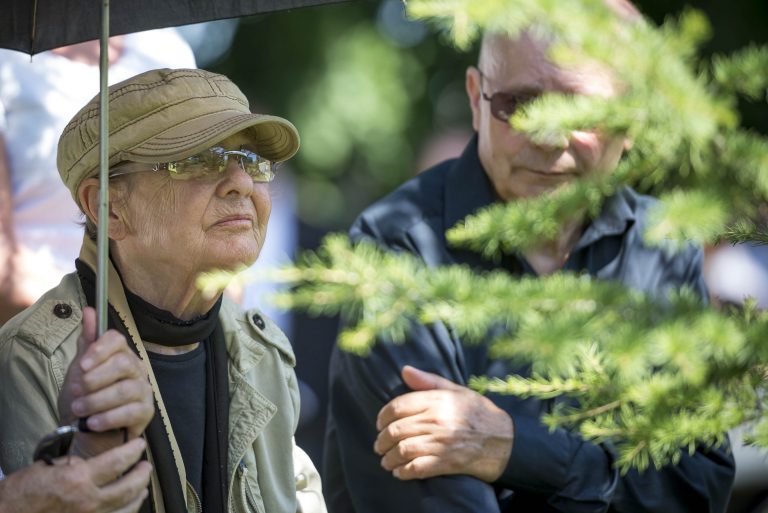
left=467, top=32, right=626, bottom=202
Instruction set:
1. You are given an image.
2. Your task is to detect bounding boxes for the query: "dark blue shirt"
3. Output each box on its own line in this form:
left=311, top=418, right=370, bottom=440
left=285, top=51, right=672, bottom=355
left=323, top=137, right=735, bottom=513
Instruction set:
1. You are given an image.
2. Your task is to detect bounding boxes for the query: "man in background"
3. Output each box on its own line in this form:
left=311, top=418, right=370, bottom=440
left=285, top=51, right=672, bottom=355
left=323, top=3, right=735, bottom=511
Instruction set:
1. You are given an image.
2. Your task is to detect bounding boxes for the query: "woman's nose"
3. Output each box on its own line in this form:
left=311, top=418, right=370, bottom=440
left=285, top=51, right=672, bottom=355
left=217, top=157, right=254, bottom=197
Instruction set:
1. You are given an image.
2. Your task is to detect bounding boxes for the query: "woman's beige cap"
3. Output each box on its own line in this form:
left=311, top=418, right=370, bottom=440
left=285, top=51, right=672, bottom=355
left=57, top=68, right=300, bottom=206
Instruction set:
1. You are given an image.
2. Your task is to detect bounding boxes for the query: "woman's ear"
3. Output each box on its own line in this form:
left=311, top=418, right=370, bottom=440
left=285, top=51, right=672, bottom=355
left=77, top=177, right=129, bottom=240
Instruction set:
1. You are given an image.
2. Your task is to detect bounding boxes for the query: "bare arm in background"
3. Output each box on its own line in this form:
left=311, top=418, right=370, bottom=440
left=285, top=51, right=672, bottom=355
left=0, top=135, right=30, bottom=324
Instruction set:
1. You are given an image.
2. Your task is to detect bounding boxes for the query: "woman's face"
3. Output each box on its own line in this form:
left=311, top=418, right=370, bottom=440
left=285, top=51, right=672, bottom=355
left=114, top=132, right=272, bottom=276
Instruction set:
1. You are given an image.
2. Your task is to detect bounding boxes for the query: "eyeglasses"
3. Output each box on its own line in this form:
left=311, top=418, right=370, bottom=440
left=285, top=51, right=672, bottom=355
left=33, top=418, right=127, bottom=465
left=477, top=69, right=540, bottom=122
left=109, top=146, right=276, bottom=183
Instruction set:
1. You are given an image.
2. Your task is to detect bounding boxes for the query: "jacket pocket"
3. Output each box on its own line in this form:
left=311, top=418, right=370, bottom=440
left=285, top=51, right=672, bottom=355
left=233, top=460, right=266, bottom=513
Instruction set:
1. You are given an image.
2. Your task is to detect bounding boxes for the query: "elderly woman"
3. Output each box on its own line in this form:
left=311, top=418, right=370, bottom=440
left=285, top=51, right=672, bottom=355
left=0, top=68, right=325, bottom=513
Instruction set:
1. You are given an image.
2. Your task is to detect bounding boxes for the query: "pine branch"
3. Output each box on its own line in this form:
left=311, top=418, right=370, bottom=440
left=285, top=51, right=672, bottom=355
left=658, top=7, right=711, bottom=63
left=743, top=418, right=768, bottom=448
left=446, top=173, right=618, bottom=256
left=721, top=221, right=768, bottom=246
left=712, top=45, right=768, bottom=101
left=643, top=189, right=728, bottom=246
left=275, top=234, right=768, bottom=469
left=559, top=399, right=623, bottom=424
left=470, top=375, right=591, bottom=399
left=275, top=0, right=768, bottom=472
left=717, top=130, right=768, bottom=203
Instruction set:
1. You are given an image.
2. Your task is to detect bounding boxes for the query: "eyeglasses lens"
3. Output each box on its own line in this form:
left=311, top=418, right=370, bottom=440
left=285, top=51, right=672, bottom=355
left=168, top=147, right=275, bottom=182
left=488, top=91, right=539, bottom=122
left=479, top=69, right=539, bottom=122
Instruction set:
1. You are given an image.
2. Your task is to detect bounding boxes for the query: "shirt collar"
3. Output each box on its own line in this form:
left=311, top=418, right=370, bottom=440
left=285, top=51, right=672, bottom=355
left=574, top=186, right=636, bottom=251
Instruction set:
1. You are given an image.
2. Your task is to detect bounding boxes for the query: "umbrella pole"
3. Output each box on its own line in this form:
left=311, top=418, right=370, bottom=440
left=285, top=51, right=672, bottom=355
left=96, top=0, right=110, bottom=336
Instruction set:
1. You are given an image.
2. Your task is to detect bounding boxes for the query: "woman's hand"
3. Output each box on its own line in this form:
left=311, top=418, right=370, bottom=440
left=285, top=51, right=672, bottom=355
left=58, top=307, right=154, bottom=457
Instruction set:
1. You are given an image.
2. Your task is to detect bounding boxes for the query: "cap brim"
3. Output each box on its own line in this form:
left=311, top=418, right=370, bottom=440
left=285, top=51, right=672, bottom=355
left=119, top=110, right=300, bottom=164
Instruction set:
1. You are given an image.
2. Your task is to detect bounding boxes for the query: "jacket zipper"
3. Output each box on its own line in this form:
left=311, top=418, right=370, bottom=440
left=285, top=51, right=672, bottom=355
left=188, top=483, right=202, bottom=513
left=238, top=461, right=264, bottom=513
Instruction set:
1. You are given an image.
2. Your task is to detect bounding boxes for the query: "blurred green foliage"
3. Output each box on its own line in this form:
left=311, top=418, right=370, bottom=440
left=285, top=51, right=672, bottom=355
left=209, top=0, right=766, bottom=230
left=213, top=1, right=475, bottom=228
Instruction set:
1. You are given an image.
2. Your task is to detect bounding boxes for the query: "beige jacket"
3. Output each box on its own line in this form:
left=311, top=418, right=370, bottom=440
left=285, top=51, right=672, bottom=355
left=0, top=237, right=326, bottom=513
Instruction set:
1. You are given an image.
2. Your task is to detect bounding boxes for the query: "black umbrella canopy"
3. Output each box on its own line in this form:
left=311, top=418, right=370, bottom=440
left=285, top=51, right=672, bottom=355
left=3, top=0, right=350, bottom=55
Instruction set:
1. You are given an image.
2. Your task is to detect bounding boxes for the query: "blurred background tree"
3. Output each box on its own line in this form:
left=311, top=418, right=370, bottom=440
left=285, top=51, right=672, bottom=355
left=214, top=0, right=475, bottom=228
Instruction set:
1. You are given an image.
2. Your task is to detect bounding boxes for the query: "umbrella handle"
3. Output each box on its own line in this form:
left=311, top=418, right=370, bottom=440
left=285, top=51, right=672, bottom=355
left=96, top=0, right=110, bottom=336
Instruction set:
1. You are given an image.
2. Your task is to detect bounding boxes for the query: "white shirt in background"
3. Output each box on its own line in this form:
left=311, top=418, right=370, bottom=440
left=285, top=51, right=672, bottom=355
left=0, top=29, right=196, bottom=299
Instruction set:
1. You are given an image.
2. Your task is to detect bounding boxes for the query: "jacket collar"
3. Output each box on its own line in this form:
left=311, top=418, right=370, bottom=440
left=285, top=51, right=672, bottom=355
left=444, top=134, right=498, bottom=232
left=441, top=135, right=502, bottom=272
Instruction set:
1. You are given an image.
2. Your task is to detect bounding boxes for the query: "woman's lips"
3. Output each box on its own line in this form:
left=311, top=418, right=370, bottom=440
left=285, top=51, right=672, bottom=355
left=214, top=214, right=253, bottom=227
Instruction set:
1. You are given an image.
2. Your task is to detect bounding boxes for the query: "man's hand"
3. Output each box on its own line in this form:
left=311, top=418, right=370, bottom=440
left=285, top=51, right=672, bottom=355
left=374, top=365, right=514, bottom=482
left=58, top=307, right=154, bottom=456
left=0, top=438, right=151, bottom=513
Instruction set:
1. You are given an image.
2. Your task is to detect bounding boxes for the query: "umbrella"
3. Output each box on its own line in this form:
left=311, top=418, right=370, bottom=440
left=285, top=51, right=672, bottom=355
left=3, top=0, right=349, bottom=55
left=1, top=0, right=349, bottom=334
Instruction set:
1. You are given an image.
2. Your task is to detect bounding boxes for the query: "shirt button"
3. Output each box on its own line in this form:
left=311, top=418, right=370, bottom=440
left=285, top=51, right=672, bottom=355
left=251, top=313, right=265, bottom=330
left=53, top=303, right=73, bottom=319
left=295, top=473, right=308, bottom=490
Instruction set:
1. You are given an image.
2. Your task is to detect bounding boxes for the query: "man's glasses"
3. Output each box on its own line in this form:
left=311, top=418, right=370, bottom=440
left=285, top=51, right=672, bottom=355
left=477, top=68, right=540, bottom=123
left=109, top=146, right=276, bottom=183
